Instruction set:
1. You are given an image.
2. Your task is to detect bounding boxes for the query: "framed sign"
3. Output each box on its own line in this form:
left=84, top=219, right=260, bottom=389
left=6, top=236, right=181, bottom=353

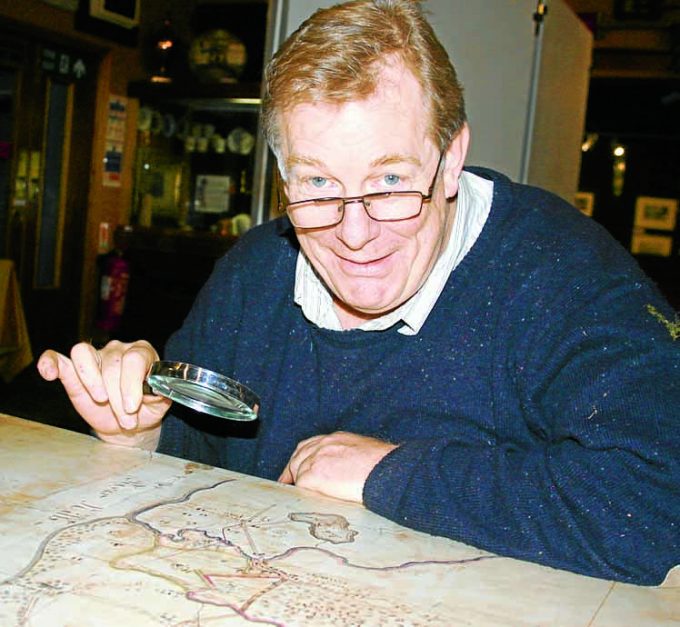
left=88, top=0, right=139, bottom=28
left=634, top=196, right=678, bottom=231
left=75, top=0, right=139, bottom=46
left=194, top=175, right=232, bottom=214
left=630, top=229, right=673, bottom=257
left=574, top=191, right=594, bottom=217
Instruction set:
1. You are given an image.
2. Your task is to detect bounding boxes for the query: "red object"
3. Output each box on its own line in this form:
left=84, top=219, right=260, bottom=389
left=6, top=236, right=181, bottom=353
left=95, top=250, right=130, bottom=331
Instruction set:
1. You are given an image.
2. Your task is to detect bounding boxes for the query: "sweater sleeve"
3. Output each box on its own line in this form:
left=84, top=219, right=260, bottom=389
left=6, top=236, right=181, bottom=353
left=364, top=248, right=680, bottom=586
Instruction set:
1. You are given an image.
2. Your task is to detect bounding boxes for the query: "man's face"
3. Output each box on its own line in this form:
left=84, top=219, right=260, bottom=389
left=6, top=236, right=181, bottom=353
left=278, top=64, right=469, bottom=328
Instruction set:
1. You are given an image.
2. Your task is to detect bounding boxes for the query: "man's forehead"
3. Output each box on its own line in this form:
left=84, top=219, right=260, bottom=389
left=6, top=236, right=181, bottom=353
left=280, top=79, right=426, bottom=146
left=281, top=57, right=421, bottom=117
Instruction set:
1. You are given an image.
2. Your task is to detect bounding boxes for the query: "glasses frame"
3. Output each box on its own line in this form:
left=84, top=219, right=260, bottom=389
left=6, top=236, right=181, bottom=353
left=278, top=151, right=445, bottom=229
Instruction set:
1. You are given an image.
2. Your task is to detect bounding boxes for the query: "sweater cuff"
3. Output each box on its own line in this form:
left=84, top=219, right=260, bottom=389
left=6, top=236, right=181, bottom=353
left=363, top=438, right=437, bottom=520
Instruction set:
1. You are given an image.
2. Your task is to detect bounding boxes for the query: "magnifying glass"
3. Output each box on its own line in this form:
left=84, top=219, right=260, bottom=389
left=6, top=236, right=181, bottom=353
left=145, top=361, right=259, bottom=421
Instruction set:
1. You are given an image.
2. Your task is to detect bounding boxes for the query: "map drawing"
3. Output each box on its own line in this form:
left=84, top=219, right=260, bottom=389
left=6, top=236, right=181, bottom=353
left=0, top=414, right=676, bottom=626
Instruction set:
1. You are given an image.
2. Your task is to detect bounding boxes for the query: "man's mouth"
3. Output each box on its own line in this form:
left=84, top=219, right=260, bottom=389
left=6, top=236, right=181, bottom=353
left=336, top=251, right=393, bottom=275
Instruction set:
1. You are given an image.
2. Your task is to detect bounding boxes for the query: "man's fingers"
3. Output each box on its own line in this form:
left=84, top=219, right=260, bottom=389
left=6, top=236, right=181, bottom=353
left=98, top=350, right=138, bottom=430
left=50, top=351, right=106, bottom=403
left=279, top=435, right=323, bottom=483
left=39, top=351, right=109, bottom=421
left=119, top=343, right=158, bottom=414
left=82, top=340, right=157, bottom=431
left=37, top=350, right=61, bottom=381
left=70, top=342, right=108, bottom=402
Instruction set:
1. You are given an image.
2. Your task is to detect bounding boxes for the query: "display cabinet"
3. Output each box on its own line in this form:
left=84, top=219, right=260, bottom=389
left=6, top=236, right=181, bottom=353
left=127, top=79, right=262, bottom=235
left=113, top=81, right=264, bottom=349
left=115, top=1, right=274, bottom=350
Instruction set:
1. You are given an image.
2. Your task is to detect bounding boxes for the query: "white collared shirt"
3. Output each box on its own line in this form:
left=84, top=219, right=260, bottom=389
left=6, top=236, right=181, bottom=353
left=293, top=170, right=493, bottom=335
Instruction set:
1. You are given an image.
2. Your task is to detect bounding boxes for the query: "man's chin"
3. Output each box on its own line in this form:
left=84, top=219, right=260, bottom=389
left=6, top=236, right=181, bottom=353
left=334, top=294, right=399, bottom=322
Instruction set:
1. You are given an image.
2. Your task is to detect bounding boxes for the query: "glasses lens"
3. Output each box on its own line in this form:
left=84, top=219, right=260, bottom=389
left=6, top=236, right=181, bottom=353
left=366, top=192, right=423, bottom=220
left=287, top=192, right=424, bottom=228
left=288, top=198, right=344, bottom=228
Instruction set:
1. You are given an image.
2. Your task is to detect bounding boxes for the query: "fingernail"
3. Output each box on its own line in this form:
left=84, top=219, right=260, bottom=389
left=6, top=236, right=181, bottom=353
left=37, top=361, right=54, bottom=379
left=120, top=413, right=138, bottom=430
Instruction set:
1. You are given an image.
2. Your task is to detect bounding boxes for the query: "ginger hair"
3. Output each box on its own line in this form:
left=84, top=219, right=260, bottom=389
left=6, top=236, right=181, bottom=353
left=261, top=0, right=466, bottom=162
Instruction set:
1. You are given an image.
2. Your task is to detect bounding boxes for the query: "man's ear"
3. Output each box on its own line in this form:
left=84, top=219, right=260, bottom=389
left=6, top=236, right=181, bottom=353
left=442, top=123, right=470, bottom=200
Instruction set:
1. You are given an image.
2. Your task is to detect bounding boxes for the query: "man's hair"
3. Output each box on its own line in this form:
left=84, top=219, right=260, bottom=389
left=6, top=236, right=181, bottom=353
left=261, top=0, right=466, bottom=162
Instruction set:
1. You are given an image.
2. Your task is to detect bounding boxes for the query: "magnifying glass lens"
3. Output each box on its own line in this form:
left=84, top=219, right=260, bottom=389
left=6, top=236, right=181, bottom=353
left=146, top=361, right=259, bottom=421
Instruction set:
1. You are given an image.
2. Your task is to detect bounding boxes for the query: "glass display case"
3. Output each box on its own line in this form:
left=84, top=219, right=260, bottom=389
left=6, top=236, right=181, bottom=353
left=128, top=80, right=262, bottom=236
left=119, top=81, right=266, bottom=349
left=117, top=0, right=274, bottom=349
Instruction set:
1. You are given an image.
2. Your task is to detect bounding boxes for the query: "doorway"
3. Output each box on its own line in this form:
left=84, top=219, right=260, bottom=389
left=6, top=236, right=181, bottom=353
left=0, top=25, right=100, bottom=356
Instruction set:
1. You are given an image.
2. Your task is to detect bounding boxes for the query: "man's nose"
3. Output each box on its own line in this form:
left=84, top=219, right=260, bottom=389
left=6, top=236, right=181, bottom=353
left=336, top=198, right=379, bottom=250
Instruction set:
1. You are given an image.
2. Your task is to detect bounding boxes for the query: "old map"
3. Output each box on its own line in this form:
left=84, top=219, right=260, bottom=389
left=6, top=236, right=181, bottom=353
left=0, top=414, right=677, bottom=626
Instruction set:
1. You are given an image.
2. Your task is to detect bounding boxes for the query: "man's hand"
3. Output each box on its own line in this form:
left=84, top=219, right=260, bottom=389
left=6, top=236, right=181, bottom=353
left=278, top=431, right=398, bottom=503
left=37, top=340, right=171, bottom=450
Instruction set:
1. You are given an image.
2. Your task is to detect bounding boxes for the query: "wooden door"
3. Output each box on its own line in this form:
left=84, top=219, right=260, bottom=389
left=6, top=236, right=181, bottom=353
left=0, top=26, right=99, bottom=355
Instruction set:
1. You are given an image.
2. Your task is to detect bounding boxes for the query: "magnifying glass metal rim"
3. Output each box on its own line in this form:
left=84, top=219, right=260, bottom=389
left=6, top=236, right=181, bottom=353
left=146, top=360, right=260, bottom=421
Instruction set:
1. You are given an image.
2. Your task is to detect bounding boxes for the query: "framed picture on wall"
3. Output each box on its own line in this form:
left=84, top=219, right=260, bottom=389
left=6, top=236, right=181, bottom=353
left=634, top=196, right=678, bottom=231
left=88, top=0, right=140, bottom=29
left=194, top=175, right=232, bottom=214
left=574, top=191, right=595, bottom=217
left=75, top=0, right=139, bottom=46
left=631, top=229, right=673, bottom=257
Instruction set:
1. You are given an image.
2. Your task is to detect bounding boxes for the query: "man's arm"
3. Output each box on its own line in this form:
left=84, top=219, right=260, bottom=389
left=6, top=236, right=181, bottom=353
left=365, top=297, right=678, bottom=585
left=278, top=289, right=679, bottom=586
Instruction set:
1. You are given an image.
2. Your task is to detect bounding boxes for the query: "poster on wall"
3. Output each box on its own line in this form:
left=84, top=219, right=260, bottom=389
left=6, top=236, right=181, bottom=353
left=103, top=96, right=127, bottom=188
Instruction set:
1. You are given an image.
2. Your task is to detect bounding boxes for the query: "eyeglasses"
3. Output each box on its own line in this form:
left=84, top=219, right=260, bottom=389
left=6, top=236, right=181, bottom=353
left=279, top=152, right=444, bottom=229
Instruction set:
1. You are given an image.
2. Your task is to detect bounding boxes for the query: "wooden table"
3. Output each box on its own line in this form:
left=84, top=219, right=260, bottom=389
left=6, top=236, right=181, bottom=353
left=0, top=413, right=677, bottom=626
left=0, top=259, right=33, bottom=382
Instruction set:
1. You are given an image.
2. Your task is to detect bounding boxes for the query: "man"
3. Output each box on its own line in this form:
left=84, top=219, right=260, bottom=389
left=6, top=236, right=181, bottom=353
left=38, top=0, right=678, bottom=585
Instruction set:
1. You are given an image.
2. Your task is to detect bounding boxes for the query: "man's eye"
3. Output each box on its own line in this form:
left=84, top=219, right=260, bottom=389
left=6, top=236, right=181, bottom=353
left=383, top=174, right=401, bottom=186
left=310, top=176, right=327, bottom=188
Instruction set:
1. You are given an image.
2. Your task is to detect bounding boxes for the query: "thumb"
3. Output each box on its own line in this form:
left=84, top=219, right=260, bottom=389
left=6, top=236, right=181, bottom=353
left=278, top=464, right=294, bottom=484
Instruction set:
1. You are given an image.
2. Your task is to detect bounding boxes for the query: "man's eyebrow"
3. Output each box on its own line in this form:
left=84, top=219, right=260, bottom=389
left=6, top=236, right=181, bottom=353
left=370, top=154, right=422, bottom=168
left=286, top=155, right=324, bottom=169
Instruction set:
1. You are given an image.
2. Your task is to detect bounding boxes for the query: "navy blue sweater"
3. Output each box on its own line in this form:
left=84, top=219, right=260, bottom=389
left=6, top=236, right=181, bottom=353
left=159, top=168, right=679, bottom=585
